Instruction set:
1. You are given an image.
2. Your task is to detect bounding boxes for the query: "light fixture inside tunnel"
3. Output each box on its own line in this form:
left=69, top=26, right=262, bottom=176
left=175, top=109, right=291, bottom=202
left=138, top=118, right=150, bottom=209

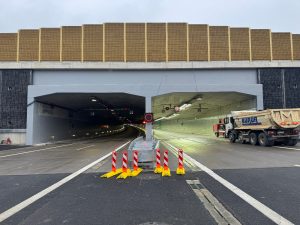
left=90, top=96, right=98, bottom=102
left=179, top=103, right=192, bottom=111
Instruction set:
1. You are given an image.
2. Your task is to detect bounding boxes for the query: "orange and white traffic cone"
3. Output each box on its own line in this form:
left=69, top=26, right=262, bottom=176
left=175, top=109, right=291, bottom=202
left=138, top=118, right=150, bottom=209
left=101, top=150, right=122, bottom=178
left=176, top=149, right=185, bottom=175
left=154, top=148, right=163, bottom=173
left=162, top=150, right=171, bottom=177
left=131, top=150, right=143, bottom=177
left=117, top=151, right=131, bottom=179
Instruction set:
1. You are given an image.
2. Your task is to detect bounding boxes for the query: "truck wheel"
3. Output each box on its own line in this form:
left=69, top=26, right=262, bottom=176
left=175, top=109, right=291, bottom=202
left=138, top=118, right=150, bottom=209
left=258, top=133, right=273, bottom=146
left=229, top=132, right=236, bottom=143
left=286, top=139, right=298, bottom=146
left=250, top=133, right=258, bottom=145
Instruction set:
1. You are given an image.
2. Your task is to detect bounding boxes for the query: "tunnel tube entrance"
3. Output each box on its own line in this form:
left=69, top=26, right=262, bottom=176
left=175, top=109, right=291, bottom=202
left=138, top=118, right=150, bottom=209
left=152, top=92, right=257, bottom=136
left=29, top=93, right=145, bottom=144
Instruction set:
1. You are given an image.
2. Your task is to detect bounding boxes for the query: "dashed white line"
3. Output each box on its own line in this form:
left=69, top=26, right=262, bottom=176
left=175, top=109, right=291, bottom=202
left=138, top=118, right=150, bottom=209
left=76, top=145, right=95, bottom=151
left=165, top=141, right=294, bottom=225
left=0, top=143, right=75, bottom=158
left=0, top=140, right=130, bottom=223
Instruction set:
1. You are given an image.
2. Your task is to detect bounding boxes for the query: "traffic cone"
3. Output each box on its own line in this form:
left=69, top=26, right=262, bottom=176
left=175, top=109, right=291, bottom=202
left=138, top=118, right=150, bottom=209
left=162, top=150, right=171, bottom=177
left=176, top=149, right=185, bottom=175
left=117, top=151, right=131, bottom=179
left=131, top=150, right=143, bottom=177
left=154, top=148, right=163, bottom=173
left=101, top=150, right=122, bottom=178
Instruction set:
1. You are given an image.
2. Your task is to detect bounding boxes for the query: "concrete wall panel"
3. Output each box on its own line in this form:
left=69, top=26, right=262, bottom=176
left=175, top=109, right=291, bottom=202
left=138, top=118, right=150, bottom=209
left=61, top=26, right=82, bottom=61
left=188, top=25, right=209, bottom=61
left=126, top=23, right=145, bottom=62
left=209, top=26, right=230, bottom=61
left=147, top=23, right=166, bottom=62
left=168, top=23, right=187, bottom=61
left=251, top=29, right=271, bottom=60
left=83, top=24, right=103, bottom=61
left=272, top=33, right=292, bottom=60
left=40, top=28, right=60, bottom=61
left=230, top=28, right=250, bottom=61
left=19, top=30, right=39, bottom=61
left=293, top=34, right=300, bottom=60
left=0, top=34, right=17, bottom=61
left=104, top=23, right=124, bottom=62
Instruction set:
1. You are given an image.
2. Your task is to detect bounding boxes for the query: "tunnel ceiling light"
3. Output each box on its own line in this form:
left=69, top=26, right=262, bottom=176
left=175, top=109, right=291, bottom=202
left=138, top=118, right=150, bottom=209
left=155, top=117, right=166, bottom=122
left=166, top=113, right=179, bottom=119
left=90, top=96, right=98, bottom=102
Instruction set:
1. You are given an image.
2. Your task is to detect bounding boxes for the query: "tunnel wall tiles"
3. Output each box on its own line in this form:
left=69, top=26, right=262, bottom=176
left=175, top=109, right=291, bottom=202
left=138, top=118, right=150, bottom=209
left=126, top=23, right=145, bottom=62
left=209, top=26, right=230, bottom=61
left=19, top=30, right=39, bottom=61
left=230, top=28, right=250, bottom=61
left=251, top=29, right=272, bottom=60
left=40, top=28, right=60, bottom=61
left=188, top=24, right=209, bottom=61
left=105, top=23, right=124, bottom=62
left=83, top=25, right=103, bottom=61
left=0, top=70, right=32, bottom=129
left=293, top=34, right=300, bottom=60
left=272, top=33, right=292, bottom=60
left=284, top=68, right=300, bottom=108
left=259, top=69, right=284, bottom=109
left=0, top=33, right=17, bottom=61
left=168, top=23, right=187, bottom=61
left=147, top=23, right=166, bottom=62
left=61, top=26, right=82, bottom=61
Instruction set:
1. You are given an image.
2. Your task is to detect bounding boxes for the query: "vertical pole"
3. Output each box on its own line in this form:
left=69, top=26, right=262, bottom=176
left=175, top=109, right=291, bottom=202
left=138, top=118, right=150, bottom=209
left=145, top=96, right=152, bottom=141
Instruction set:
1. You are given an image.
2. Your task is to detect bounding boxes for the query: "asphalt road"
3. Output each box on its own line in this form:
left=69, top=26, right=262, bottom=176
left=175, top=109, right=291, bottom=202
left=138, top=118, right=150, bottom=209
left=0, top=127, right=299, bottom=224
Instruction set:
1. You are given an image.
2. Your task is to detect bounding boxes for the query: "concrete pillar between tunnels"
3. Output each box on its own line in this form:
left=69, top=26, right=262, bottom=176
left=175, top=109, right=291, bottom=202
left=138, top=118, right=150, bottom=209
left=145, top=96, right=153, bottom=141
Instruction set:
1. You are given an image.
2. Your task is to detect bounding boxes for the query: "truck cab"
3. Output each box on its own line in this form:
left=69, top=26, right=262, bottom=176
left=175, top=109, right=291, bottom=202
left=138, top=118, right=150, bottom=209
left=224, top=115, right=234, bottom=138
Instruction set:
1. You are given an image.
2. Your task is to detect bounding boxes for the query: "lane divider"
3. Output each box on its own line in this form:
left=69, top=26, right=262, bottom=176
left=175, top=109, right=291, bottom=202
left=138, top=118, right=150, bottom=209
left=76, top=145, right=95, bottom=151
left=154, top=148, right=163, bottom=174
left=161, top=150, right=171, bottom=177
left=0, top=141, right=130, bottom=223
left=131, top=150, right=143, bottom=177
left=164, top=141, right=294, bottom=225
left=176, top=149, right=185, bottom=175
left=117, top=151, right=131, bottom=179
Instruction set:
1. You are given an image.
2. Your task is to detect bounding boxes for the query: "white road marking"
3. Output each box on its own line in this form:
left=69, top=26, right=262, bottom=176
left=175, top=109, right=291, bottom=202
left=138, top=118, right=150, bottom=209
left=294, top=165, right=300, bottom=167
left=155, top=140, right=160, bottom=149
left=0, top=141, right=130, bottom=223
left=274, top=146, right=300, bottom=151
left=165, top=142, right=294, bottom=225
left=0, top=143, right=75, bottom=158
left=76, top=145, right=95, bottom=151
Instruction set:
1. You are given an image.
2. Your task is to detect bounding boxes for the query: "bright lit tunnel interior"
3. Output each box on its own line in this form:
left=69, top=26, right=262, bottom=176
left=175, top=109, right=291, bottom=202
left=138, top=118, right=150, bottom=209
left=153, top=92, right=257, bottom=136
left=32, top=93, right=145, bottom=143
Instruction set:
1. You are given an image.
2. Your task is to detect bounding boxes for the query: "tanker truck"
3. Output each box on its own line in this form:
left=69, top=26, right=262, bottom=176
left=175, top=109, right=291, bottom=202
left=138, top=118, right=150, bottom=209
left=218, top=108, right=300, bottom=147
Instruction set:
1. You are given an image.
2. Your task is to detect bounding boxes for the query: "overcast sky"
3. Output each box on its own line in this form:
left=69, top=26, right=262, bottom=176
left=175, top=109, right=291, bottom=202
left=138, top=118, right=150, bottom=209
left=0, top=0, right=299, bottom=33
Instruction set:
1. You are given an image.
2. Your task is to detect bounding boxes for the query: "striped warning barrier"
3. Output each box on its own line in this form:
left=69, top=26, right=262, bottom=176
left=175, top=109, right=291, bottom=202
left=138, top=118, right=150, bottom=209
left=131, top=150, right=143, bottom=177
left=101, top=150, right=122, bottom=178
left=154, top=148, right=163, bottom=173
left=162, top=150, right=171, bottom=177
left=176, top=149, right=185, bottom=175
left=117, top=151, right=131, bottom=179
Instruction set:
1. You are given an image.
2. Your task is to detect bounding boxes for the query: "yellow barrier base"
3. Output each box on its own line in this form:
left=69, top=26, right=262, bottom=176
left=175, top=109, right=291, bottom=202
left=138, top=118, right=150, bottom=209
left=154, top=166, right=163, bottom=174
left=117, top=169, right=132, bottom=179
left=131, top=168, right=143, bottom=177
left=176, top=167, right=185, bottom=175
left=101, top=168, right=123, bottom=178
left=162, top=167, right=171, bottom=177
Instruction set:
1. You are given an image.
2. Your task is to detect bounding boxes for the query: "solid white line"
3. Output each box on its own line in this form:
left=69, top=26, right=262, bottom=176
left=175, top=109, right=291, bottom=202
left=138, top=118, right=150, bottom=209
left=294, top=165, right=300, bottom=167
left=165, top=142, right=294, bottom=225
left=274, top=146, right=300, bottom=151
left=155, top=140, right=160, bottom=150
left=76, top=145, right=95, bottom=151
left=0, top=141, right=130, bottom=223
left=0, top=143, right=75, bottom=158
